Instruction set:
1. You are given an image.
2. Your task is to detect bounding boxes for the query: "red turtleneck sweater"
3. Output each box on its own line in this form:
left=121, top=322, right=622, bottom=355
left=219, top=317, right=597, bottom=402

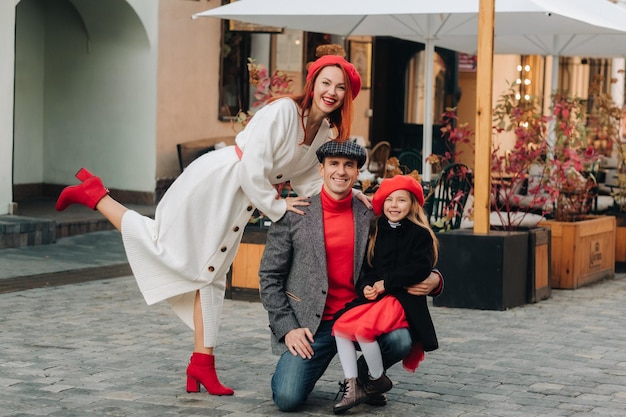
left=320, top=187, right=355, bottom=320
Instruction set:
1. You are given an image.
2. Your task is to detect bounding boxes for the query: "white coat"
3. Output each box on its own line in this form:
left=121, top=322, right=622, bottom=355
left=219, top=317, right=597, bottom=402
left=120, top=98, right=333, bottom=346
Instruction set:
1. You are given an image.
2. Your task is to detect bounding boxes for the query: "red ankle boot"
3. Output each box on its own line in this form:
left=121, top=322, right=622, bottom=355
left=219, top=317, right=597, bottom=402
left=186, top=352, right=234, bottom=396
left=75, top=167, right=95, bottom=182
left=55, top=169, right=109, bottom=211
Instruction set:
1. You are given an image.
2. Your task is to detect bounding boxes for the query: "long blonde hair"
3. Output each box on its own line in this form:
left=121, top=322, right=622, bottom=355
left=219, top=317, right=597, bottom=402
left=366, top=193, right=439, bottom=267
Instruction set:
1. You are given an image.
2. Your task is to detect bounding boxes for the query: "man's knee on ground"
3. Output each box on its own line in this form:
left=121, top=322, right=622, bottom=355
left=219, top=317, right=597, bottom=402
left=272, top=389, right=307, bottom=412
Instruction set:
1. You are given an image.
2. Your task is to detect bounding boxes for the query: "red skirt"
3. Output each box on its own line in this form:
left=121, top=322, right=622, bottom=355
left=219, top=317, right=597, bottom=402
left=333, top=295, right=408, bottom=342
left=332, top=295, right=424, bottom=372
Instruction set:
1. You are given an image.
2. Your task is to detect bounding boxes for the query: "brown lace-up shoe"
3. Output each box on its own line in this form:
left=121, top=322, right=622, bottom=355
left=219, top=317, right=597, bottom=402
left=357, top=355, right=388, bottom=406
left=366, top=393, right=387, bottom=406
left=363, top=373, right=393, bottom=396
left=333, top=377, right=368, bottom=414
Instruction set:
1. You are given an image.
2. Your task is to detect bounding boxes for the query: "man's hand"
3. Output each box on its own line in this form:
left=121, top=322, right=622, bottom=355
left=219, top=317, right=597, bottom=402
left=284, top=327, right=315, bottom=359
left=405, top=272, right=441, bottom=296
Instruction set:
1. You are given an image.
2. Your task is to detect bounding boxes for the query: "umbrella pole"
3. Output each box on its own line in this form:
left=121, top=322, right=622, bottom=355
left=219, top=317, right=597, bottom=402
left=473, top=0, right=495, bottom=234
left=422, top=37, right=435, bottom=184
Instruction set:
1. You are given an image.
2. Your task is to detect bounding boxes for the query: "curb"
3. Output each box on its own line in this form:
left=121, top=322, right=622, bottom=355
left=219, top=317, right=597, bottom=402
left=0, top=263, right=131, bottom=294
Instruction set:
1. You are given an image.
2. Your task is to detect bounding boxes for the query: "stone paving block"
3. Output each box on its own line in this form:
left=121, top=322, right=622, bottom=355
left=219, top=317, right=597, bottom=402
left=4, top=275, right=626, bottom=416
left=558, top=402, right=596, bottom=412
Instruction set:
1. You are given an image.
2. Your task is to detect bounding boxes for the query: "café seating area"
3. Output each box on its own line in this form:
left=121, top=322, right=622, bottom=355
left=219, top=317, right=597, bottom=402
left=363, top=153, right=619, bottom=232
left=175, top=136, right=621, bottom=234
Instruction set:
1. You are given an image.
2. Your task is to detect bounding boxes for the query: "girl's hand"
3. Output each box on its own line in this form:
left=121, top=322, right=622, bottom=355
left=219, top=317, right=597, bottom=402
left=373, top=280, right=385, bottom=295
left=363, top=285, right=378, bottom=300
left=285, top=196, right=311, bottom=215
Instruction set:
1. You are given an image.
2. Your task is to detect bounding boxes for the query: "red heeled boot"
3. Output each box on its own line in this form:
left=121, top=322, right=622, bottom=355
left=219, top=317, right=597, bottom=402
left=55, top=168, right=109, bottom=211
left=186, top=352, right=234, bottom=396
left=75, top=167, right=95, bottom=182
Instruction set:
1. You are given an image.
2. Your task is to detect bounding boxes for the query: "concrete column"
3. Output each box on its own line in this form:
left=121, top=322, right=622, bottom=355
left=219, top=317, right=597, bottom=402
left=0, top=2, right=16, bottom=215
left=611, top=58, right=625, bottom=111
left=611, top=58, right=625, bottom=156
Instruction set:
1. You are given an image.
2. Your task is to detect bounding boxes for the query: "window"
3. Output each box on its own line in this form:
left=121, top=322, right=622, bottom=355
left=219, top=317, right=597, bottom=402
left=219, top=21, right=251, bottom=120
left=404, top=51, right=447, bottom=125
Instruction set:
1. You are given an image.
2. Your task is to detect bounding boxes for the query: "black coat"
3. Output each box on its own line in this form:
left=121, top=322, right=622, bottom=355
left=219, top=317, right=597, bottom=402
left=339, top=217, right=439, bottom=352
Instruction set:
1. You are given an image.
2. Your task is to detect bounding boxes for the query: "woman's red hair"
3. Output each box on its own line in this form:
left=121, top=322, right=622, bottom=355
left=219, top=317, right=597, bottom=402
left=269, top=63, right=355, bottom=142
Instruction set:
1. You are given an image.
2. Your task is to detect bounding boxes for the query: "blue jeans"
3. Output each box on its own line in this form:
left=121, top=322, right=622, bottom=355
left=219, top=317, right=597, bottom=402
left=270, top=320, right=412, bottom=412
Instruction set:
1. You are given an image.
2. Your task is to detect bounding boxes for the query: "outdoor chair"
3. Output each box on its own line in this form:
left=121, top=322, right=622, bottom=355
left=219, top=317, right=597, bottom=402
left=397, top=148, right=422, bottom=174
left=367, top=141, right=391, bottom=178
left=176, top=136, right=235, bottom=173
left=424, top=163, right=473, bottom=231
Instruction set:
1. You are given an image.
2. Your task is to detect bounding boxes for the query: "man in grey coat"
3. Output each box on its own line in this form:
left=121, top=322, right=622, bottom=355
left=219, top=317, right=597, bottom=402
left=259, top=140, right=443, bottom=412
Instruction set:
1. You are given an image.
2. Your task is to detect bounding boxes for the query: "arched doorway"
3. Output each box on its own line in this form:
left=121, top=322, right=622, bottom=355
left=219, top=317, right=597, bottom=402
left=13, top=0, right=155, bottom=204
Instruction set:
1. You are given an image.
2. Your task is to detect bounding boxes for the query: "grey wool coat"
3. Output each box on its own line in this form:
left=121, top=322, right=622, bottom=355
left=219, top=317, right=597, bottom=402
left=258, top=193, right=373, bottom=356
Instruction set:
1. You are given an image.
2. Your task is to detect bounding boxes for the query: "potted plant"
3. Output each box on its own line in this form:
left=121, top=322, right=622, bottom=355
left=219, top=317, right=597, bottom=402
left=431, top=92, right=552, bottom=232
left=490, top=85, right=553, bottom=302
left=586, top=75, right=626, bottom=269
left=537, top=91, right=616, bottom=289
left=431, top=94, right=550, bottom=310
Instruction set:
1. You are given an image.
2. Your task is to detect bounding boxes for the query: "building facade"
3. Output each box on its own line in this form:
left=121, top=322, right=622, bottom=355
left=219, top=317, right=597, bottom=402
left=1, top=1, right=624, bottom=216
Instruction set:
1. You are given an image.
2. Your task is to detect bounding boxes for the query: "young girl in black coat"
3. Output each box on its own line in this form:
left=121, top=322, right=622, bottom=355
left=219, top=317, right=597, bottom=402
left=331, top=175, right=440, bottom=414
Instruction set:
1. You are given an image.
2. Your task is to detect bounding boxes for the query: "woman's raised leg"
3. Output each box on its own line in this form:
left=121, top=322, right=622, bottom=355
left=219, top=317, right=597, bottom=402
left=56, top=168, right=127, bottom=231
left=94, top=196, right=127, bottom=231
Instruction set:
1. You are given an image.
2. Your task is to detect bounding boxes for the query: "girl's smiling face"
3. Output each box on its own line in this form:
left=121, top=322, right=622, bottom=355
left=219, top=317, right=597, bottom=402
left=383, top=190, right=412, bottom=223
left=311, top=66, right=346, bottom=116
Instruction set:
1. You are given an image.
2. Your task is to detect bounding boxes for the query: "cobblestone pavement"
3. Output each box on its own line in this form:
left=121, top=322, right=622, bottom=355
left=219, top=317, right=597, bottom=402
left=2, top=273, right=626, bottom=417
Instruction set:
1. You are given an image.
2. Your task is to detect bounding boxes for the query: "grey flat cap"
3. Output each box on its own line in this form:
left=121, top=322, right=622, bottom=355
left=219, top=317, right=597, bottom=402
left=316, top=140, right=367, bottom=169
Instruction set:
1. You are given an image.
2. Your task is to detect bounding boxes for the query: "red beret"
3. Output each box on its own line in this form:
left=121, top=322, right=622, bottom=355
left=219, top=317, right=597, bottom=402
left=306, top=55, right=361, bottom=100
left=372, top=175, right=425, bottom=216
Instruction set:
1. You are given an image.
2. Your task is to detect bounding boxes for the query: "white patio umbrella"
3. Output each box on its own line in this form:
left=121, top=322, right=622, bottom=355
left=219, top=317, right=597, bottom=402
left=194, top=0, right=626, bottom=184
left=436, top=32, right=626, bottom=58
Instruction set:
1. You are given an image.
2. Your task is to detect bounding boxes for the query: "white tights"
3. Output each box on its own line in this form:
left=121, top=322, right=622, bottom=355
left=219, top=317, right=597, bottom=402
left=335, top=335, right=384, bottom=379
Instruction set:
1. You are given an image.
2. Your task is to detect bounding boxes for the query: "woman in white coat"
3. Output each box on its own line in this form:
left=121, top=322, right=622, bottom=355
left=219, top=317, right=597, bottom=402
left=55, top=55, right=364, bottom=396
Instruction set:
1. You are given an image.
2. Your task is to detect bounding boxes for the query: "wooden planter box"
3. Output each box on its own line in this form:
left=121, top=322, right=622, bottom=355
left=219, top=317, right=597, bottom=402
left=528, top=227, right=551, bottom=303
left=616, top=224, right=626, bottom=263
left=226, top=225, right=267, bottom=302
left=538, top=216, right=615, bottom=289
left=613, top=214, right=626, bottom=268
